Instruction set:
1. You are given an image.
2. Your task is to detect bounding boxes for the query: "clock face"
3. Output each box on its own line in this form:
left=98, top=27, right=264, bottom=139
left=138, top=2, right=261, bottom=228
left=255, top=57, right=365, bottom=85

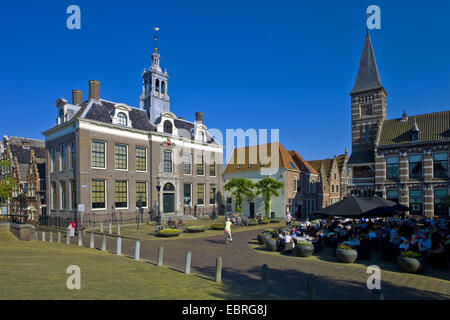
left=360, top=103, right=373, bottom=117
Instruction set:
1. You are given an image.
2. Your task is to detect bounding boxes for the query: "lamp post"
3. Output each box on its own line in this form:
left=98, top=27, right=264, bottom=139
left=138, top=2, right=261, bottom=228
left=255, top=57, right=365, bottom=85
left=156, top=184, right=161, bottom=225
left=212, top=186, right=217, bottom=220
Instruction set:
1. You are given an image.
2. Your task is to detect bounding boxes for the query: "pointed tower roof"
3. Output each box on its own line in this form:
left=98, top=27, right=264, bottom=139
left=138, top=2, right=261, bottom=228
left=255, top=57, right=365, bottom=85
left=351, top=30, right=383, bottom=95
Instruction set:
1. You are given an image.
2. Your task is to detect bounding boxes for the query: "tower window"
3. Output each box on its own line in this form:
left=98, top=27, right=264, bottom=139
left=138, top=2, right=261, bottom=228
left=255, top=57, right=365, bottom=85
left=163, top=120, right=173, bottom=134
left=59, top=109, right=65, bottom=123
left=161, top=81, right=166, bottom=97
left=116, top=112, right=128, bottom=126
left=155, top=79, right=160, bottom=93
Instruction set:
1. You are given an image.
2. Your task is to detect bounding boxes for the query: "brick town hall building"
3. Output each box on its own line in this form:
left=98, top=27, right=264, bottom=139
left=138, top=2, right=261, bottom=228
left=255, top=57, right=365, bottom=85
left=42, top=39, right=223, bottom=222
left=347, top=31, right=449, bottom=217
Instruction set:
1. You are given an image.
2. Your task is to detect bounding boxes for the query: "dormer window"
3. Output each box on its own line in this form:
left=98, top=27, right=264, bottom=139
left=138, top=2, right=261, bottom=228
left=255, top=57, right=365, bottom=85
left=111, top=104, right=132, bottom=128
left=117, top=112, right=128, bottom=126
left=163, top=120, right=173, bottom=134
left=411, top=132, right=419, bottom=142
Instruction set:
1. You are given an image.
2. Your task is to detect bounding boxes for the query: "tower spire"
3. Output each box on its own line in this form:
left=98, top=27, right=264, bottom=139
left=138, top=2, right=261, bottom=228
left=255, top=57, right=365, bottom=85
left=351, top=29, right=383, bottom=95
left=153, top=27, right=159, bottom=53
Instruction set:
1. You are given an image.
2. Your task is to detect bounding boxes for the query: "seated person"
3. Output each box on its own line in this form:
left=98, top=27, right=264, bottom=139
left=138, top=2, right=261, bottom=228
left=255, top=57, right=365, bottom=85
left=290, top=231, right=298, bottom=244
left=283, top=232, right=294, bottom=252
left=276, top=233, right=284, bottom=252
left=418, top=234, right=431, bottom=255
left=409, top=234, right=419, bottom=252
left=429, top=235, right=446, bottom=269
left=399, top=238, right=410, bottom=252
left=331, top=234, right=339, bottom=257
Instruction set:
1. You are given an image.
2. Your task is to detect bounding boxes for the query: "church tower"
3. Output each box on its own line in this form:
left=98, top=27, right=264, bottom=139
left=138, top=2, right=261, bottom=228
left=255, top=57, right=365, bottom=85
left=140, top=29, right=170, bottom=124
left=350, top=30, right=387, bottom=152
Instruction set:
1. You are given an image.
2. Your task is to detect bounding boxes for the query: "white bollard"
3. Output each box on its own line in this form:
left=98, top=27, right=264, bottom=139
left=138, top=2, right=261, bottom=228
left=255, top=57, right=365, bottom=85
left=185, top=251, right=192, bottom=274
left=57, top=231, right=61, bottom=243
left=117, top=237, right=122, bottom=256
left=135, top=241, right=140, bottom=260
left=78, top=232, right=83, bottom=246
left=49, top=232, right=53, bottom=243
left=108, top=223, right=112, bottom=234
left=66, top=231, right=70, bottom=244
left=117, top=224, right=121, bottom=235
left=90, top=232, right=94, bottom=249
left=42, top=232, right=46, bottom=242
left=101, top=235, right=106, bottom=251
left=100, top=222, right=103, bottom=233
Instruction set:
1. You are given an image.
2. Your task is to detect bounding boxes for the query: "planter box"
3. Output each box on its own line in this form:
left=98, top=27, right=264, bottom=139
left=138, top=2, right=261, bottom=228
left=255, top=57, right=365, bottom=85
left=336, top=248, right=358, bottom=263
left=294, top=244, right=314, bottom=257
left=210, top=225, right=225, bottom=230
left=185, top=227, right=207, bottom=233
left=157, top=232, right=181, bottom=238
left=265, top=239, right=277, bottom=251
left=397, top=256, right=424, bottom=273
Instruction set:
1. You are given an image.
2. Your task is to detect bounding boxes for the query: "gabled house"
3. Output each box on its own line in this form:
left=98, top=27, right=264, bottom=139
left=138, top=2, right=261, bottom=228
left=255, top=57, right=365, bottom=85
left=1, top=136, right=46, bottom=224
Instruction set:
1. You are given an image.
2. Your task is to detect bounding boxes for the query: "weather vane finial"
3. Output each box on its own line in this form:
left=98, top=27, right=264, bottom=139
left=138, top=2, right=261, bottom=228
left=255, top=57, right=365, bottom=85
left=153, top=27, right=160, bottom=53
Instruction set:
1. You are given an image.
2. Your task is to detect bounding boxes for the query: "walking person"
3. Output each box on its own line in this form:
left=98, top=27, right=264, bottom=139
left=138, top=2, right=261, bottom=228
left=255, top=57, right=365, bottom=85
left=68, top=220, right=75, bottom=238
left=285, top=209, right=292, bottom=227
left=224, top=217, right=233, bottom=243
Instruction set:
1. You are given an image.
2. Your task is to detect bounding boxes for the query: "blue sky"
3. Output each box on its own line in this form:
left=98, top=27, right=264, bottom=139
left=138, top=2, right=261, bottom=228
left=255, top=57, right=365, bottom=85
left=0, top=0, right=449, bottom=161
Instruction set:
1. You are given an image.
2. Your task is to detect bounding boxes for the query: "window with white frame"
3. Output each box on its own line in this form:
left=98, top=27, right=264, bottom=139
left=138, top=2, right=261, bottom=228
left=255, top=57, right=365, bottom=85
left=184, top=154, right=192, bottom=175
left=164, top=150, right=173, bottom=173
left=91, top=140, right=106, bottom=169
left=115, top=144, right=128, bottom=170
left=136, top=147, right=147, bottom=171
left=116, top=112, right=128, bottom=126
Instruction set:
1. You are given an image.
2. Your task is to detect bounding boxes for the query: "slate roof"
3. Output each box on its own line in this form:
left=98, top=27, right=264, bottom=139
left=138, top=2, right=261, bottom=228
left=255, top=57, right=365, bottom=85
left=173, top=119, right=216, bottom=144
left=308, top=154, right=346, bottom=178
left=47, top=98, right=219, bottom=145
left=309, top=158, right=333, bottom=178
left=6, top=137, right=46, bottom=182
left=378, top=111, right=450, bottom=147
left=347, top=150, right=375, bottom=165
left=289, top=150, right=319, bottom=174
left=224, top=142, right=299, bottom=175
left=351, top=30, right=383, bottom=95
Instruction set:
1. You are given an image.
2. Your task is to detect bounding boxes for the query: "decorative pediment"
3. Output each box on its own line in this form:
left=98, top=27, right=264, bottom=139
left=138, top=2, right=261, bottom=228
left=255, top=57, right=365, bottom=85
left=161, top=138, right=175, bottom=148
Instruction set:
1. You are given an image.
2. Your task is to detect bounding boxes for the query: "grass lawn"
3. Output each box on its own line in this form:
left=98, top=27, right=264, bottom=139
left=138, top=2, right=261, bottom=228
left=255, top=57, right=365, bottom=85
left=0, top=229, right=272, bottom=300
left=95, top=217, right=285, bottom=241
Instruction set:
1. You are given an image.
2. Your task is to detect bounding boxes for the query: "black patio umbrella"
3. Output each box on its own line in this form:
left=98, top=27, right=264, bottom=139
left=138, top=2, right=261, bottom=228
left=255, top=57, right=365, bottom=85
left=314, top=196, right=397, bottom=218
left=364, top=196, right=410, bottom=212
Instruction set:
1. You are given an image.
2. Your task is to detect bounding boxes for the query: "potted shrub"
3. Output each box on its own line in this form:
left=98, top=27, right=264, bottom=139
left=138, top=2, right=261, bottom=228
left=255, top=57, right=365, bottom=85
left=185, top=225, right=208, bottom=233
left=157, top=228, right=182, bottom=237
left=336, top=244, right=358, bottom=263
left=260, top=218, right=271, bottom=224
left=294, top=241, right=314, bottom=257
left=257, top=229, right=275, bottom=244
left=265, top=237, right=278, bottom=251
left=278, top=227, right=291, bottom=234
left=210, top=223, right=226, bottom=230
left=397, top=251, right=424, bottom=273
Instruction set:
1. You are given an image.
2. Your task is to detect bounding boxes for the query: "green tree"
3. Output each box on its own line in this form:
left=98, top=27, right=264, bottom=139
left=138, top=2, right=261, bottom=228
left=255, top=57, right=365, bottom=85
left=0, top=160, right=14, bottom=204
left=224, top=178, right=254, bottom=213
left=254, top=177, right=284, bottom=218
